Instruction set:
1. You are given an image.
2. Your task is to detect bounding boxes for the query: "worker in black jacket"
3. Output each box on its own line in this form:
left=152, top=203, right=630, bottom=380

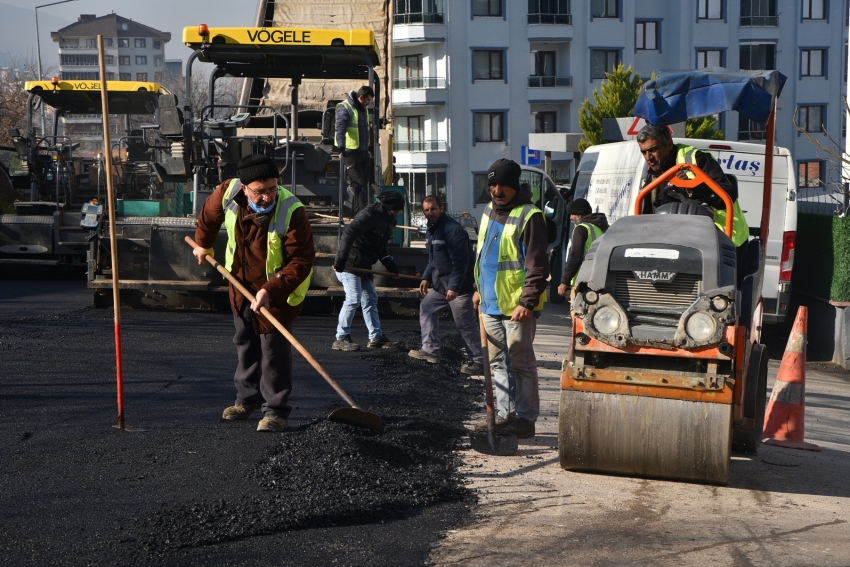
left=408, top=195, right=484, bottom=375
left=331, top=190, right=403, bottom=352
left=558, top=198, right=609, bottom=298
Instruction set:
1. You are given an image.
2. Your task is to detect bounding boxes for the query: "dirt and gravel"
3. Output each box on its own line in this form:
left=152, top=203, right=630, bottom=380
left=0, top=280, right=480, bottom=566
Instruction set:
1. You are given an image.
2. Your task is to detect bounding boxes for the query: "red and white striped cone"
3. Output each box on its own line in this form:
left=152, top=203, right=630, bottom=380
left=762, top=306, right=821, bottom=451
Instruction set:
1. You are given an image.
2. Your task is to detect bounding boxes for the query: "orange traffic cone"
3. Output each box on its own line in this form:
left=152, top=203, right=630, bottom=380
left=762, top=306, right=821, bottom=451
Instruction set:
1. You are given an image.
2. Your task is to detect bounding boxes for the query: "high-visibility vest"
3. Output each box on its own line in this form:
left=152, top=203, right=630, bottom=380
left=337, top=98, right=372, bottom=150
left=570, top=222, right=604, bottom=286
left=675, top=144, right=749, bottom=247
left=474, top=203, right=547, bottom=316
left=222, top=178, right=312, bottom=306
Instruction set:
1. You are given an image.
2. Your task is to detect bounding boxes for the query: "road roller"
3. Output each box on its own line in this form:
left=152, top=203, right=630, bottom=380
left=558, top=69, right=788, bottom=484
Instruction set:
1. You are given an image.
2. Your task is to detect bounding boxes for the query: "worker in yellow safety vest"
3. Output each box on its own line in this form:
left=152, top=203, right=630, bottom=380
left=637, top=124, right=750, bottom=284
left=336, top=85, right=374, bottom=216
left=557, top=198, right=609, bottom=298
left=191, top=154, right=315, bottom=433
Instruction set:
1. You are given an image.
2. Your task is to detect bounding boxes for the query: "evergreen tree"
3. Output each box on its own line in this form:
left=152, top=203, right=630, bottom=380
left=685, top=115, right=725, bottom=140
left=578, top=63, right=643, bottom=152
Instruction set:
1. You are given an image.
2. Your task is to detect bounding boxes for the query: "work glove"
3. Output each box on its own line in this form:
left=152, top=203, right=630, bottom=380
left=340, top=149, right=348, bottom=158
left=381, top=256, right=400, bottom=275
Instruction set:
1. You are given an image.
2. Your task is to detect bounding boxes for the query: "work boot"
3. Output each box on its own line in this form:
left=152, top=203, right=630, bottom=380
left=460, top=361, right=484, bottom=375
left=408, top=348, right=438, bottom=364
left=222, top=401, right=262, bottom=421
left=367, top=335, right=398, bottom=349
left=473, top=414, right=515, bottom=433
left=257, top=413, right=288, bottom=432
left=498, top=417, right=535, bottom=439
left=332, top=335, right=360, bottom=352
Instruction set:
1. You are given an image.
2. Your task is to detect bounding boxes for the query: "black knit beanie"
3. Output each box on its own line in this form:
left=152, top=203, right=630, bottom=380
left=568, top=198, right=592, bottom=216
left=487, top=159, right=521, bottom=191
left=238, top=154, right=279, bottom=185
left=377, top=190, right=406, bottom=211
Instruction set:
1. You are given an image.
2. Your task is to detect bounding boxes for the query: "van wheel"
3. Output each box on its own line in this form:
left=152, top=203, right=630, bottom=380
left=549, top=247, right=565, bottom=304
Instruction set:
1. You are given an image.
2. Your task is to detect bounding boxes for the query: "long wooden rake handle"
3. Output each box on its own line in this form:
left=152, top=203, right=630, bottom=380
left=185, top=236, right=360, bottom=409
left=345, top=266, right=422, bottom=282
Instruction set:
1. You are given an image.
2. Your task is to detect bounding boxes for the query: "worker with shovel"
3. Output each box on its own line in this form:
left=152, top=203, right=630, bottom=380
left=192, top=154, right=315, bottom=433
left=472, top=159, right=549, bottom=440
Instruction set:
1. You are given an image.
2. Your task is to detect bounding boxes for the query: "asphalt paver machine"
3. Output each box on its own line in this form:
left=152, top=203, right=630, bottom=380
left=559, top=69, right=787, bottom=484
left=88, top=25, right=425, bottom=309
left=1, top=80, right=169, bottom=270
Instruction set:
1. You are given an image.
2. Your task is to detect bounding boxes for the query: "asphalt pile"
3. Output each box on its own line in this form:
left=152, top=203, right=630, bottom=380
left=131, top=329, right=478, bottom=556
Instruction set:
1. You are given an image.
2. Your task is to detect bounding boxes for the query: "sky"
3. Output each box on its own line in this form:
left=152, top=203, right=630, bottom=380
left=0, top=0, right=257, bottom=71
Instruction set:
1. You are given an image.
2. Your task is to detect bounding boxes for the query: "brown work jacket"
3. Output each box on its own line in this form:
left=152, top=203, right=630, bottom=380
left=195, top=179, right=315, bottom=333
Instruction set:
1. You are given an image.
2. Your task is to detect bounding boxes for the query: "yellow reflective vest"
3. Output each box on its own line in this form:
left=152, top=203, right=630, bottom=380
left=676, top=144, right=749, bottom=247
left=337, top=98, right=371, bottom=151
left=570, top=222, right=604, bottom=286
left=222, top=178, right=312, bottom=306
left=474, top=203, right=547, bottom=316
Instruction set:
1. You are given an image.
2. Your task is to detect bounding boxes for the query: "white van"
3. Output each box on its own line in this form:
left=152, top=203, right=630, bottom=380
left=572, top=138, right=797, bottom=324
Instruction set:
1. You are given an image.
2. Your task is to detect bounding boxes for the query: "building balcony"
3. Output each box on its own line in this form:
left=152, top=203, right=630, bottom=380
left=58, top=45, right=98, bottom=50
left=392, top=81, right=447, bottom=106
left=392, top=16, right=447, bottom=44
left=393, top=141, right=449, bottom=168
left=395, top=140, right=447, bottom=152
left=739, top=16, right=778, bottom=26
left=527, top=76, right=574, bottom=103
left=527, top=14, right=573, bottom=42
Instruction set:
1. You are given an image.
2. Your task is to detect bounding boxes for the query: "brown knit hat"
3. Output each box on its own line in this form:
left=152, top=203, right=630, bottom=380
left=238, top=154, right=279, bottom=185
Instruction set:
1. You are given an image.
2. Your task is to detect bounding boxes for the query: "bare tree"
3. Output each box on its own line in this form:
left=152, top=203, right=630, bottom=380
left=160, top=64, right=241, bottom=121
left=793, top=98, right=850, bottom=217
left=0, top=53, right=52, bottom=147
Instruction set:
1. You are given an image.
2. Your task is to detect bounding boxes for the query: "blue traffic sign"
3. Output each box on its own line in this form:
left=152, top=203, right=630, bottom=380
left=521, top=145, right=541, bottom=166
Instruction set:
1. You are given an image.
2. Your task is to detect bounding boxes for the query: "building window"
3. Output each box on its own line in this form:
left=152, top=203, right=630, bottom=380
left=134, top=39, right=146, bottom=48
left=106, top=72, right=114, bottom=80
left=119, top=56, right=130, bottom=65
left=473, top=50, right=504, bottom=80
left=85, top=38, right=97, bottom=48
left=738, top=115, right=767, bottom=140
left=801, top=49, right=825, bottom=76
left=797, top=105, right=824, bottom=132
left=394, top=0, right=444, bottom=24
left=60, top=54, right=99, bottom=66
left=697, top=49, right=722, bottom=68
left=136, top=56, right=147, bottom=65
left=60, top=71, right=99, bottom=80
left=636, top=21, right=658, bottom=50
left=591, top=49, right=619, bottom=79
left=399, top=171, right=448, bottom=214
left=740, top=43, right=775, bottom=69
left=118, top=38, right=129, bottom=48
left=395, top=116, right=424, bottom=151
left=474, top=173, right=491, bottom=203
left=740, top=0, right=777, bottom=26
left=473, top=0, right=502, bottom=17
left=136, top=73, right=148, bottom=81
left=534, top=51, right=556, bottom=77
left=154, top=57, right=162, bottom=67
left=394, top=54, right=423, bottom=88
left=698, top=0, right=723, bottom=19
left=798, top=161, right=824, bottom=187
left=105, top=38, right=113, bottom=47
left=535, top=111, right=557, bottom=133
left=591, top=0, right=618, bottom=18
left=154, top=71, right=162, bottom=82
left=802, top=0, right=826, bottom=19
left=153, top=40, right=161, bottom=49
left=527, top=0, right=572, bottom=24
left=474, top=112, right=505, bottom=142
left=119, top=73, right=131, bottom=81
left=105, top=55, right=114, bottom=65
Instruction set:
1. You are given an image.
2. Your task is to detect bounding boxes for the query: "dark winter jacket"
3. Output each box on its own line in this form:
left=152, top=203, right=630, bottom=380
left=335, top=90, right=370, bottom=152
left=560, top=212, right=609, bottom=286
left=422, top=212, right=475, bottom=295
left=641, top=146, right=736, bottom=213
left=334, top=202, right=396, bottom=273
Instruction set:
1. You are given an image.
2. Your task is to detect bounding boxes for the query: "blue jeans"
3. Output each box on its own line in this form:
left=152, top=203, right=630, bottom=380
left=481, top=313, right=539, bottom=422
left=335, top=271, right=382, bottom=340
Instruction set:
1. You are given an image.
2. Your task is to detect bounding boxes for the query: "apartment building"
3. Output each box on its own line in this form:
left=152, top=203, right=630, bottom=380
left=390, top=0, right=849, bottom=213
left=50, top=14, right=171, bottom=154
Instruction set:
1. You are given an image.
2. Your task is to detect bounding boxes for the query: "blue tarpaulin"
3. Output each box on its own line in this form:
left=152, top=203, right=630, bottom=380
left=632, top=68, right=788, bottom=126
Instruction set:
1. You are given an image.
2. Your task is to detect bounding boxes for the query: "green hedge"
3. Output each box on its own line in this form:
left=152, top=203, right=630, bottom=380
left=793, top=212, right=850, bottom=302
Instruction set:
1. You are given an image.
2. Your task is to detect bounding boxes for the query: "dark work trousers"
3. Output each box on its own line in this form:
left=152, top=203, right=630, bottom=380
left=344, top=150, right=370, bottom=215
left=232, top=302, right=295, bottom=418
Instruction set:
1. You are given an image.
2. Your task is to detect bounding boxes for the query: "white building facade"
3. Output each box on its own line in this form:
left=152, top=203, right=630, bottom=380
left=391, top=0, right=849, bottom=213
left=51, top=14, right=170, bottom=154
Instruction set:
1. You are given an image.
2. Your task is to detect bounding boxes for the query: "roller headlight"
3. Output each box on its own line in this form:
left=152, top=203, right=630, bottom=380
left=685, top=312, right=716, bottom=341
left=584, top=290, right=599, bottom=304
left=592, top=306, right=621, bottom=335
left=711, top=296, right=728, bottom=311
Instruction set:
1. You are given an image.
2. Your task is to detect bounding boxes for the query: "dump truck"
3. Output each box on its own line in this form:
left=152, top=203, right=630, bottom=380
left=559, top=69, right=787, bottom=484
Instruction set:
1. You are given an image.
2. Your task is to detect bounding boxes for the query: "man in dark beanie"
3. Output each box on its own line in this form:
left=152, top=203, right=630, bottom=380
left=557, top=198, right=608, bottom=298
left=191, top=153, right=315, bottom=432
left=472, top=158, right=549, bottom=440
left=331, top=189, right=403, bottom=351
left=336, top=85, right=375, bottom=215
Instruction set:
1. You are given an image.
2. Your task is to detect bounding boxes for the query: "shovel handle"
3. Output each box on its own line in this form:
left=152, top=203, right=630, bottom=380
left=477, top=306, right=498, bottom=448
left=346, top=266, right=422, bottom=282
left=185, top=236, right=360, bottom=409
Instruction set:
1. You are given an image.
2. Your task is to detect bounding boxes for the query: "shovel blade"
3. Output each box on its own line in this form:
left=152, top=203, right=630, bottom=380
left=469, top=431, right=518, bottom=456
left=328, top=407, right=383, bottom=430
